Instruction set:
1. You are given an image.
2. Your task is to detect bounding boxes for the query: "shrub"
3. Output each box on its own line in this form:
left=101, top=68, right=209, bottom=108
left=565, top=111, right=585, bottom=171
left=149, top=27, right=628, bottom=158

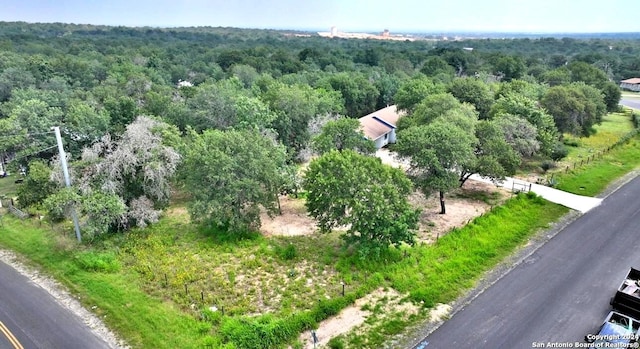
left=540, top=160, right=556, bottom=173
left=550, top=143, right=569, bottom=161
left=562, top=137, right=580, bottom=147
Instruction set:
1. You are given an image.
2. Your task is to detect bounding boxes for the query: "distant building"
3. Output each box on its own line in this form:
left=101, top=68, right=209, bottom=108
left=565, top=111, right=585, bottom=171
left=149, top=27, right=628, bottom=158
left=330, top=26, right=338, bottom=37
left=177, top=80, right=193, bottom=88
left=620, top=78, right=640, bottom=92
left=359, top=105, right=404, bottom=149
left=382, top=29, right=390, bottom=37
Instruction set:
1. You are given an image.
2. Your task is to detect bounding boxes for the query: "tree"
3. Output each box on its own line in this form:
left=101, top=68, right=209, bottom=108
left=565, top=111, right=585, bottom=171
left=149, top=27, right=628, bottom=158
left=458, top=120, right=520, bottom=187
left=261, top=82, right=342, bottom=160
left=567, top=61, right=608, bottom=87
left=303, top=150, right=419, bottom=252
left=319, top=72, right=379, bottom=118
left=397, top=92, right=476, bottom=132
left=494, top=79, right=547, bottom=101
left=600, top=81, right=622, bottom=112
left=16, top=160, right=58, bottom=208
left=396, top=120, right=476, bottom=214
left=76, top=116, right=181, bottom=229
left=43, top=188, right=126, bottom=238
left=311, top=118, right=374, bottom=155
left=394, top=76, right=445, bottom=113
left=491, top=55, right=525, bottom=82
left=541, top=68, right=572, bottom=87
left=420, top=56, right=455, bottom=78
left=490, top=93, right=558, bottom=156
left=186, top=78, right=275, bottom=132
left=180, top=129, right=287, bottom=233
left=540, top=83, right=606, bottom=136
left=447, top=78, right=494, bottom=119
left=493, top=114, right=540, bottom=158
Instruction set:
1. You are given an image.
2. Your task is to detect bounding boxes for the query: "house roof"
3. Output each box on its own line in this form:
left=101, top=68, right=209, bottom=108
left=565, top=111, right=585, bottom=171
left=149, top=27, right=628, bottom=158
left=358, top=105, right=403, bottom=140
left=621, top=78, right=640, bottom=84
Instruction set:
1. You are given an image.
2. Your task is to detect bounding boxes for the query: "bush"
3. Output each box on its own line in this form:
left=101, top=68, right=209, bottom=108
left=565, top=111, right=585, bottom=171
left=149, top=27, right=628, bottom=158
left=540, top=161, right=556, bottom=173
left=562, top=137, right=580, bottom=147
left=550, top=143, right=569, bottom=161
left=632, top=112, right=640, bottom=129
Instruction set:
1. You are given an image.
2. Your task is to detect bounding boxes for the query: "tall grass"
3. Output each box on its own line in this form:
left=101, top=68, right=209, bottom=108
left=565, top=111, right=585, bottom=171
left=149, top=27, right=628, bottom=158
left=554, top=137, right=640, bottom=196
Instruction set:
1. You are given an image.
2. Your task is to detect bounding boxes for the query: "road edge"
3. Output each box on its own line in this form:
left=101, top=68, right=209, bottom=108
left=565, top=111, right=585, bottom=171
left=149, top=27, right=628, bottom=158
left=396, top=170, right=639, bottom=349
left=0, top=249, right=130, bottom=349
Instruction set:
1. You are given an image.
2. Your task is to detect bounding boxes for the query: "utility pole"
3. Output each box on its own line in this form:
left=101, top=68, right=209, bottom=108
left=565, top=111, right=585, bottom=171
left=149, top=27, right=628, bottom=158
left=53, top=127, right=82, bottom=242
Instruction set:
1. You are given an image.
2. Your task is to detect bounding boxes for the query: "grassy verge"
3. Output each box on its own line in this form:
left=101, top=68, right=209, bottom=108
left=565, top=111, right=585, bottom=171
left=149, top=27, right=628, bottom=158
left=553, top=136, right=640, bottom=196
left=0, top=217, right=206, bottom=349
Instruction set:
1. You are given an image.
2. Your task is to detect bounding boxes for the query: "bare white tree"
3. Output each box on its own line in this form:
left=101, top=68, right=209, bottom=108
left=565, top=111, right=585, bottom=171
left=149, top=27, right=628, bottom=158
left=76, top=116, right=181, bottom=229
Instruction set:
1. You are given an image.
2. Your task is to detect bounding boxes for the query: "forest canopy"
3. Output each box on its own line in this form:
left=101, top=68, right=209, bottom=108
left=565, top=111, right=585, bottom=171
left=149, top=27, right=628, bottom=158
left=0, top=21, right=633, bottom=237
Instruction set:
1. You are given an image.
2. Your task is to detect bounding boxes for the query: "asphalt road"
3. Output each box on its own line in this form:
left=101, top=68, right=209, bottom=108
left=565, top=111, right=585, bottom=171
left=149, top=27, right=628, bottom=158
left=414, top=174, right=640, bottom=348
left=0, top=260, right=111, bottom=349
left=620, top=98, right=640, bottom=110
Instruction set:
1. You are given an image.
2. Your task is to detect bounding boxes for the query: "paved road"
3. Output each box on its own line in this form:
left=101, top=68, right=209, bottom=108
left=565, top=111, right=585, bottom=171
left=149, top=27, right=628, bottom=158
left=414, top=174, right=640, bottom=348
left=0, top=260, right=111, bottom=349
left=620, top=98, right=640, bottom=110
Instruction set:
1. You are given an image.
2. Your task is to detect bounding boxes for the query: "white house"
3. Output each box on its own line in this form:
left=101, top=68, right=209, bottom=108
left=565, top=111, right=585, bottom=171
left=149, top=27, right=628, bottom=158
left=620, top=78, right=640, bottom=92
left=359, top=105, right=403, bottom=149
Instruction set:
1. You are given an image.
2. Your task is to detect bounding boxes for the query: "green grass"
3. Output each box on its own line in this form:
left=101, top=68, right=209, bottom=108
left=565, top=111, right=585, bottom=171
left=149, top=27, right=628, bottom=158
left=559, top=111, right=635, bottom=166
left=0, top=177, right=20, bottom=198
left=553, top=137, right=640, bottom=196
left=0, top=217, right=206, bottom=349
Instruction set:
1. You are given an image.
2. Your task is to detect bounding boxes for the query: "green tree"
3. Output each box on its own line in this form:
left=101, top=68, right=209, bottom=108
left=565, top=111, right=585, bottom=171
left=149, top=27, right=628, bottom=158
left=540, top=83, right=606, bottom=136
left=261, top=82, right=342, bottom=160
left=490, top=93, right=559, bottom=156
left=458, top=120, right=520, bottom=187
left=600, top=81, right=622, bottom=112
left=311, top=118, right=374, bottom=155
left=319, top=72, right=379, bottom=118
left=396, top=120, right=476, bottom=214
left=420, top=56, right=455, bottom=78
left=180, top=129, right=287, bottom=233
left=447, top=78, right=494, bottom=119
left=493, top=114, right=540, bottom=158
left=491, top=55, right=525, bottom=82
left=303, top=150, right=419, bottom=251
left=16, top=160, right=58, bottom=208
left=541, top=67, right=572, bottom=87
left=397, top=93, right=473, bottom=132
left=394, top=76, right=445, bottom=113
left=43, top=188, right=126, bottom=238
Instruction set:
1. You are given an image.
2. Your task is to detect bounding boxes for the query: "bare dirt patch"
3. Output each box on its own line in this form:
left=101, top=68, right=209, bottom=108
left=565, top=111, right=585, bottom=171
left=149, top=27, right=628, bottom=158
left=297, top=288, right=419, bottom=349
left=260, top=196, right=317, bottom=236
left=410, top=180, right=509, bottom=243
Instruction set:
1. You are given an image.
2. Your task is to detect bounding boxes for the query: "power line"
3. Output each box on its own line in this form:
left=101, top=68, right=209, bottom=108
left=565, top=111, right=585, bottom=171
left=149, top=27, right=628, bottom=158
left=0, top=131, right=56, bottom=139
left=9, top=144, right=58, bottom=163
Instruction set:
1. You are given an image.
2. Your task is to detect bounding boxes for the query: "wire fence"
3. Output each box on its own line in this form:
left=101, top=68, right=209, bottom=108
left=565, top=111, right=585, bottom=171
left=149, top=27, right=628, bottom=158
left=559, top=127, right=640, bottom=175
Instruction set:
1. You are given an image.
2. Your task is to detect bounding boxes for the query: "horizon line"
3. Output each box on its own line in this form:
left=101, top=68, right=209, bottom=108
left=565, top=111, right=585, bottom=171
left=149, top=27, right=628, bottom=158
left=2, top=20, right=639, bottom=35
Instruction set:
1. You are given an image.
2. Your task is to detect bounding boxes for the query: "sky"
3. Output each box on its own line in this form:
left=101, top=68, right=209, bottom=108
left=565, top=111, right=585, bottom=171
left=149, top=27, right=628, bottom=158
left=1, top=0, right=639, bottom=33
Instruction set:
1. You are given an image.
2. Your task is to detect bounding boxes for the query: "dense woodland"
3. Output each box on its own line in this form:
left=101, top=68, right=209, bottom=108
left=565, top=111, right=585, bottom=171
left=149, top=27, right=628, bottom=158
left=0, top=21, right=636, bottom=245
